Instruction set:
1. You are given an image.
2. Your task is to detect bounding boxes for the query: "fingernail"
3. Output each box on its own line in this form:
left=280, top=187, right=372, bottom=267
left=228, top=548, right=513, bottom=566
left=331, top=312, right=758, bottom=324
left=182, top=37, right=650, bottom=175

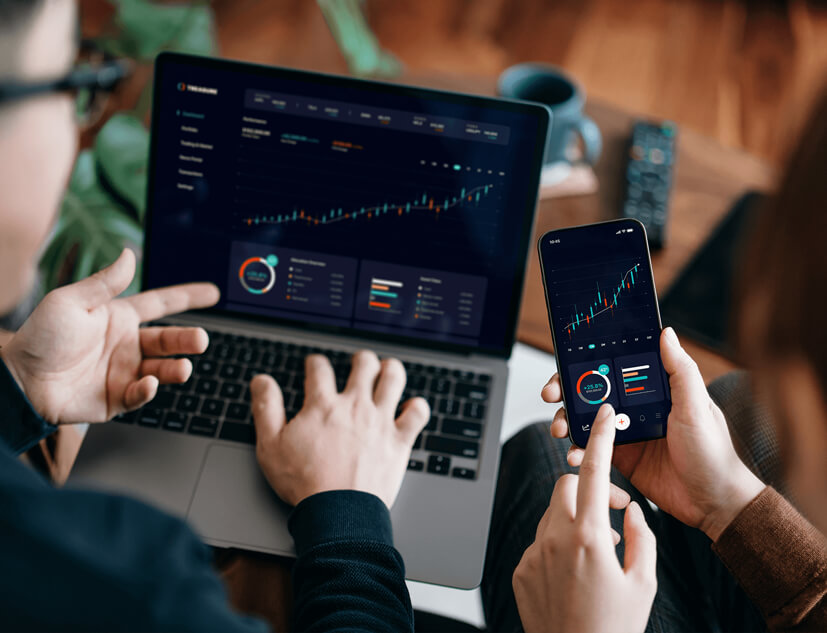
left=664, top=327, right=679, bottom=348
left=630, top=500, right=642, bottom=517
left=598, top=402, right=615, bottom=421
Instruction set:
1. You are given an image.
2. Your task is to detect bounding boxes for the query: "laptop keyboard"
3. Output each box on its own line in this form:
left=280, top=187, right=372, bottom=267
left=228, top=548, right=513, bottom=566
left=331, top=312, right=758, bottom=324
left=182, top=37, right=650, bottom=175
left=113, top=329, right=492, bottom=481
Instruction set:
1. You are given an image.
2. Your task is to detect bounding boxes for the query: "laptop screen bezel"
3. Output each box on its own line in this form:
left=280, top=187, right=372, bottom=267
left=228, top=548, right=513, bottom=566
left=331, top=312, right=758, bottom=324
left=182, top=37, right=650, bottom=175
left=143, top=52, right=549, bottom=358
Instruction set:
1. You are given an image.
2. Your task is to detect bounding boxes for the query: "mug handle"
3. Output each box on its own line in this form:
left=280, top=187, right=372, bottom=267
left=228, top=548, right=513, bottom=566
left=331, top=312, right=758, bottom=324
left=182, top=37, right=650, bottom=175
left=575, top=116, right=602, bottom=165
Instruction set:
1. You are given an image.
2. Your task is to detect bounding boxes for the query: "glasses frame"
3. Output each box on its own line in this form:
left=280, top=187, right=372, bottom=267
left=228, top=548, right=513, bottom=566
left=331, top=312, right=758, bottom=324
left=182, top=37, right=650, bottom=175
left=0, top=58, right=132, bottom=109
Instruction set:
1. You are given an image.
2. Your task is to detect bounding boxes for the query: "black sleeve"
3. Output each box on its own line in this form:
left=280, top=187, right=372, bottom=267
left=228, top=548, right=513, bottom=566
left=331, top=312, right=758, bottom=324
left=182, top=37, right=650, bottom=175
left=288, top=490, right=414, bottom=633
left=0, top=358, right=268, bottom=631
left=0, top=447, right=270, bottom=632
left=0, top=356, right=57, bottom=454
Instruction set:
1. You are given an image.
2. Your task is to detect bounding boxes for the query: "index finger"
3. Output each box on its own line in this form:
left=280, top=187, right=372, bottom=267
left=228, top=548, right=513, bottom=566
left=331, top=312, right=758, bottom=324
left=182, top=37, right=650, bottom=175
left=575, top=403, right=616, bottom=527
left=124, top=283, right=220, bottom=322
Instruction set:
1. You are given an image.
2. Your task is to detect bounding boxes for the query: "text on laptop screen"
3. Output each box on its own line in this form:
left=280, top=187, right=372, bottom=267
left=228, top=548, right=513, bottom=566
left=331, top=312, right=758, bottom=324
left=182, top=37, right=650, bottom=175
left=145, top=56, right=546, bottom=353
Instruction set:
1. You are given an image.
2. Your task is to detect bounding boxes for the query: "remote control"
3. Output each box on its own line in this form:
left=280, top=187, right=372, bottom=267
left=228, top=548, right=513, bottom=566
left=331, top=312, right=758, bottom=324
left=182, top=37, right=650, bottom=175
left=621, top=120, right=677, bottom=249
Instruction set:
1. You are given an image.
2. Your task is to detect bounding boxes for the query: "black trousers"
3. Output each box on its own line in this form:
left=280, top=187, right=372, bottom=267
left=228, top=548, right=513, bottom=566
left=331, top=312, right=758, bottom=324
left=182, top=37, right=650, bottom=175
left=481, top=371, right=777, bottom=633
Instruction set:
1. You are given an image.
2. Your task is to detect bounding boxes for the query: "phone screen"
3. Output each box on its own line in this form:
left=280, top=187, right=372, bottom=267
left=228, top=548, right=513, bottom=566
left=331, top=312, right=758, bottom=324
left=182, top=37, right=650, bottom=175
left=538, top=219, right=671, bottom=447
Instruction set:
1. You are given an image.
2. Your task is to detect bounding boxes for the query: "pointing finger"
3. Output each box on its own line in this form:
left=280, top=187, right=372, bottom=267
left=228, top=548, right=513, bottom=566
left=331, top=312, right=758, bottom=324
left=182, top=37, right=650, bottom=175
left=575, top=403, right=616, bottom=527
left=140, top=358, right=192, bottom=384
left=139, top=326, right=209, bottom=357
left=125, top=282, right=220, bottom=323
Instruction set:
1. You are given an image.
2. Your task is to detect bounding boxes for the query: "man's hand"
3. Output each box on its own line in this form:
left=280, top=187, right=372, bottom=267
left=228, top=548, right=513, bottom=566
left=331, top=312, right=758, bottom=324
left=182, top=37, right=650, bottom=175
left=0, top=249, right=220, bottom=424
left=513, top=404, right=657, bottom=633
left=542, top=327, right=765, bottom=541
left=251, top=350, right=430, bottom=508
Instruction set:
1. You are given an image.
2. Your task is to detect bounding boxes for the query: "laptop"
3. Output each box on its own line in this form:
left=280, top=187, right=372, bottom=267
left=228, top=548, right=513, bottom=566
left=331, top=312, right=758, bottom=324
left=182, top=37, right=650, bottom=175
left=69, top=52, right=549, bottom=589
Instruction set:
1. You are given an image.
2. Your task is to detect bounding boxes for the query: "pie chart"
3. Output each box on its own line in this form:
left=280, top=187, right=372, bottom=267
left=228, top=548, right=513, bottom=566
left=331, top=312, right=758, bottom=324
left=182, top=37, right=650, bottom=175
left=576, top=369, right=612, bottom=405
left=238, top=257, right=276, bottom=295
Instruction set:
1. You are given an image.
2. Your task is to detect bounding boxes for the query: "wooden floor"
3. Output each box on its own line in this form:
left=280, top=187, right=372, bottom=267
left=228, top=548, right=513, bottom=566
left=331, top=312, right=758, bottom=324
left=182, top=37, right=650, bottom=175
left=203, top=0, right=827, bottom=165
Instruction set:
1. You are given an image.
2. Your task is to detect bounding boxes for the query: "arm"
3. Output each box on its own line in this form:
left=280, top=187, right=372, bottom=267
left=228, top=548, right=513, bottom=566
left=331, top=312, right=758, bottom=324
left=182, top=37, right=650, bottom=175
left=0, top=444, right=267, bottom=632
left=542, top=327, right=823, bottom=631
left=0, top=355, right=56, bottom=454
left=512, top=405, right=658, bottom=633
left=712, top=487, right=827, bottom=632
left=289, top=491, right=413, bottom=632
left=251, top=351, right=430, bottom=633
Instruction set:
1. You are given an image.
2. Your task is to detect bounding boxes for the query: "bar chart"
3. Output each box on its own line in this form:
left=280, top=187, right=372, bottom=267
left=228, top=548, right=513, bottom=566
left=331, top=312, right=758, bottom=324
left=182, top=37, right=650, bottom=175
left=369, top=277, right=403, bottom=314
left=621, top=363, right=655, bottom=397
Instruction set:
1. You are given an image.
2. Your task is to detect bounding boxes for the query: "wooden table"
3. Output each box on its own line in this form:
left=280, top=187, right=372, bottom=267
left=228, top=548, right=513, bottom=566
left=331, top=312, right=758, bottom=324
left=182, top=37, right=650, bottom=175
left=400, top=72, right=774, bottom=383
left=101, top=62, right=775, bottom=383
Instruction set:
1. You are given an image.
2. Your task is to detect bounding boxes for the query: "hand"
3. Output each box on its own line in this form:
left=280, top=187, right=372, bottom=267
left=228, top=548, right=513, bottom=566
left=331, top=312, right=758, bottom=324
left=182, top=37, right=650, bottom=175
left=250, top=350, right=430, bottom=508
left=513, top=404, right=657, bottom=633
left=542, top=327, right=764, bottom=541
left=0, top=249, right=220, bottom=424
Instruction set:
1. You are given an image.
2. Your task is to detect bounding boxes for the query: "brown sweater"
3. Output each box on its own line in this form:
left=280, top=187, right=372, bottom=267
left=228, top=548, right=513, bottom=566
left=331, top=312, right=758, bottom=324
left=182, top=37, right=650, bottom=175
left=713, top=487, right=827, bottom=631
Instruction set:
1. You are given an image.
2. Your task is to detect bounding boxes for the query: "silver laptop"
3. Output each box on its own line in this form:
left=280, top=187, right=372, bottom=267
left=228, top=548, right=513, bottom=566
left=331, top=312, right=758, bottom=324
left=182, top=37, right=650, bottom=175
left=69, top=52, right=549, bottom=589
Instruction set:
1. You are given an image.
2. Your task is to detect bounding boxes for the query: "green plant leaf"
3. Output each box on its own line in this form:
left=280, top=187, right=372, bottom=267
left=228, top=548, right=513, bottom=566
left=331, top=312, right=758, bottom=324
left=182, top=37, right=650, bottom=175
left=41, top=150, right=143, bottom=294
left=94, top=113, right=149, bottom=220
left=112, top=0, right=216, bottom=61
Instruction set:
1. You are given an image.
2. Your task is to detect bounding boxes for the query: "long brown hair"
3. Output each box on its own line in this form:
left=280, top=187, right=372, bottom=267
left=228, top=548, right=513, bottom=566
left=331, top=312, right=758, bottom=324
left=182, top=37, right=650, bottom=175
left=736, top=81, right=827, bottom=398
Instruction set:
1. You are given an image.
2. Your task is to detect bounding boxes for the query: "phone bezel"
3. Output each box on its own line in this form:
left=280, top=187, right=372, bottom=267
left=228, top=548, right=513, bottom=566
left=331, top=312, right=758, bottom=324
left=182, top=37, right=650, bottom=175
left=537, top=217, right=667, bottom=448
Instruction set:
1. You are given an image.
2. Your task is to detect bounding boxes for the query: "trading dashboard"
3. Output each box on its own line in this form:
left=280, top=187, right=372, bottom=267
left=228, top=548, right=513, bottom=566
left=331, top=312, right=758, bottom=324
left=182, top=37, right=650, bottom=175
left=540, top=220, right=671, bottom=443
left=145, top=55, right=547, bottom=352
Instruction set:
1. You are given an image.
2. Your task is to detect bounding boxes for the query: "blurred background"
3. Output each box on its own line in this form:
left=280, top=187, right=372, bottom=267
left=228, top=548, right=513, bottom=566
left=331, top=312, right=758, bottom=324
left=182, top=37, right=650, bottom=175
left=22, top=0, right=827, bottom=379
left=80, top=0, right=827, bottom=163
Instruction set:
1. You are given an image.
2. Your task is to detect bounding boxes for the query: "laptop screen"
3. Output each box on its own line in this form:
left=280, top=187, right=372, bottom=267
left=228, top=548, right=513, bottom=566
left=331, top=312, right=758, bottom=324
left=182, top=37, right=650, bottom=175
left=144, top=54, right=548, bottom=356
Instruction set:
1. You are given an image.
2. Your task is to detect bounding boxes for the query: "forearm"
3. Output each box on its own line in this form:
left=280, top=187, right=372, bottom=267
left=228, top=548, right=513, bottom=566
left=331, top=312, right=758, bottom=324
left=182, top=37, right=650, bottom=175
left=712, top=487, right=827, bottom=631
left=289, top=490, right=414, bottom=633
left=0, top=354, right=56, bottom=454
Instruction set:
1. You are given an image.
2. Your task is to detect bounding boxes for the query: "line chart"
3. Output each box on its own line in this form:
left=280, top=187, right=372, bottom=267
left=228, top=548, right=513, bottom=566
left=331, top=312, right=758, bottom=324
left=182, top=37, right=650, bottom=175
left=239, top=183, right=495, bottom=228
left=563, top=263, right=640, bottom=335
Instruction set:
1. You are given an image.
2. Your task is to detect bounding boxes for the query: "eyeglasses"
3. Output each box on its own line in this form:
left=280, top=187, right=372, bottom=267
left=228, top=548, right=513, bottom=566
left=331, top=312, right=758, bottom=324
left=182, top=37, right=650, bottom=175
left=0, top=42, right=131, bottom=128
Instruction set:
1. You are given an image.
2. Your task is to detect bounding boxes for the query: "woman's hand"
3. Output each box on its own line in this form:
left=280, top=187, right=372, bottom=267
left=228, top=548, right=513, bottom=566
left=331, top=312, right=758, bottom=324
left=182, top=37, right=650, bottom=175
left=513, top=404, right=657, bottom=633
left=0, top=250, right=220, bottom=424
left=250, top=350, right=430, bottom=508
left=542, top=327, right=764, bottom=540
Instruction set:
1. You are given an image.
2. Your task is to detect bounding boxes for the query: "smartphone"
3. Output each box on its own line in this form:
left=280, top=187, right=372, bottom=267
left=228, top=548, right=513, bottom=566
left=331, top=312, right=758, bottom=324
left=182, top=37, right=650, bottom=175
left=538, top=218, right=671, bottom=448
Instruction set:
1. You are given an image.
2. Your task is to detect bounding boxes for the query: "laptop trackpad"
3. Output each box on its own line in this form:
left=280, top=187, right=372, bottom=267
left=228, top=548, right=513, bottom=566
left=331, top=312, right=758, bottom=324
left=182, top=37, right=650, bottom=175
left=187, top=444, right=295, bottom=556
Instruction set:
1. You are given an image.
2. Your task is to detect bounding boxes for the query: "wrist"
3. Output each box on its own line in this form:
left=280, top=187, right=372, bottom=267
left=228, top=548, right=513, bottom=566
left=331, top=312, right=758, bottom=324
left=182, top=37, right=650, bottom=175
left=0, top=342, right=55, bottom=424
left=0, top=344, right=24, bottom=395
left=700, top=465, right=765, bottom=541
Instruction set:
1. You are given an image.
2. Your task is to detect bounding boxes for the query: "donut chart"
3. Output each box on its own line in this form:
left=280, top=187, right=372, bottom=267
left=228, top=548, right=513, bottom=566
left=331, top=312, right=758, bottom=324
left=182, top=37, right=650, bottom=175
left=576, top=369, right=612, bottom=405
left=238, top=257, right=276, bottom=294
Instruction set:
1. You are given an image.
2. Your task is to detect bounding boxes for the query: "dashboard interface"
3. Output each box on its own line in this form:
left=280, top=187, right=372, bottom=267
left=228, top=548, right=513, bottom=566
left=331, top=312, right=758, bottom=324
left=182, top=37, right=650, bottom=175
left=144, top=54, right=547, bottom=354
left=539, top=219, right=671, bottom=445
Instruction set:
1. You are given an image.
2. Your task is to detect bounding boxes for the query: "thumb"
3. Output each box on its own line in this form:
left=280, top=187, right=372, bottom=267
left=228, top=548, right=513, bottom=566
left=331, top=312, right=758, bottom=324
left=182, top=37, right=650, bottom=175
left=623, top=501, right=657, bottom=586
left=660, top=327, right=706, bottom=401
left=71, top=249, right=136, bottom=309
left=251, top=374, right=287, bottom=441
